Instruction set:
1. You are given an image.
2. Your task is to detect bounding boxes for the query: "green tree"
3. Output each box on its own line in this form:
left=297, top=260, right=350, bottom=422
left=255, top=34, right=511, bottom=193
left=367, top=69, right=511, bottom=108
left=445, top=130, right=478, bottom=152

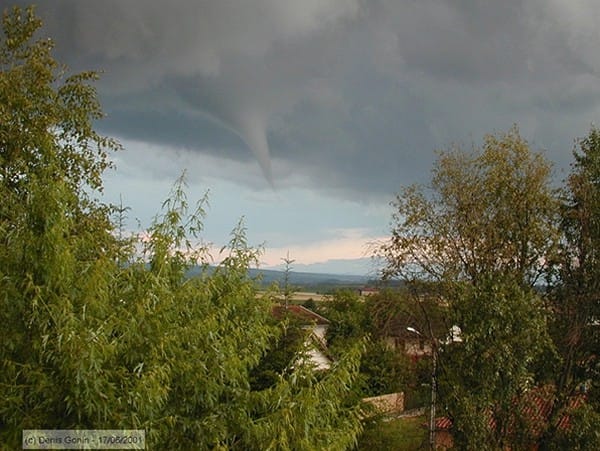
left=442, top=277, right=552, bottom=450
left=321, top=289, right=371, bottom=353
left=546, top=404, right=600, bottom=451
left=1, top=5, right=121, bottom=438
left=541, top=127, right=600, bottom=448
left=551, top=127, right=600, bottom=395
left=280, top=251, right=295, bottom=308
left=249, top=313, right=309, bottom=391
left=379, top=126, right=559, bottom=287
left=379, top=127, right=560, bottom=449
left=321, top=290, right=414, bottom=398
left=0, top=7, right=364, bottom=449
left=356, top=340, right=412, bottom=398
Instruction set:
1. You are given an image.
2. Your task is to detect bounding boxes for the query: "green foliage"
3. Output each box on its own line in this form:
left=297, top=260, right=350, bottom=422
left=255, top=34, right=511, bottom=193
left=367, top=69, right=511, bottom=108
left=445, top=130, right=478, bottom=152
left=379, top=127, right=563, bottom=449
left=321, top=290, right=414, bottom=398
left=379, top=126, right=559, bottom=286
left=249, top=315, right=308, bottom=391
left=0, top=7, right=364, bottom=450
left=547, top=404, right=600, bottom=451
left=0, top=6, right=119, bottom=194
left=356, top=415, right=426, bottom=451
left=361, top=287, right=444, bottom=401
left=441, top=277, right=554, bottom=449
left=321, top=290, right=371, bottom=352
left=303, top=298, right=317, bottom=310
left=244, top=339, right=366, bottom=451
left=280, top=251, right=296, bottom=307
left=550, top=127, right=600, bottom=392
left=539, top=127, right=600, bottom=446
left=1, top=6, right=122, bottom=441
left=356, top=340, right=412, bottom=398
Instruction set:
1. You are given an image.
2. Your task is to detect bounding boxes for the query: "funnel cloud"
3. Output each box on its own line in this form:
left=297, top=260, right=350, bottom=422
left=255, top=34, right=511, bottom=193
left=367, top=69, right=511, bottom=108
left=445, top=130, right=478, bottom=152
left=16, top=0, right=600, bottom=198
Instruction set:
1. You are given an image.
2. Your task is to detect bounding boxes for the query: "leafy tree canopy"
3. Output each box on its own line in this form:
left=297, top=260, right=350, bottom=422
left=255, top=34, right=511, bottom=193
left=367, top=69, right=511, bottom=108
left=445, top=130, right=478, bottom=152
left=378, top=127, right=561, bottom=449
left=0, top=6, right=364, bottom=449
left=379, top=126, right=559, bottom=287
left=538, top=127, right=600, bottom=448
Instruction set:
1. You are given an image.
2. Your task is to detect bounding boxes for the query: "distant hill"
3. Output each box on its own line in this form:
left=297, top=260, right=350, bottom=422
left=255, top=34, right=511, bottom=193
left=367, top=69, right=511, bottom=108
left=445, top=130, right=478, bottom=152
left=186, top=265, right=373, bottom=291
left=248, top=267, right=370, bottom=287
left=264, top=257, right=378, bottom=278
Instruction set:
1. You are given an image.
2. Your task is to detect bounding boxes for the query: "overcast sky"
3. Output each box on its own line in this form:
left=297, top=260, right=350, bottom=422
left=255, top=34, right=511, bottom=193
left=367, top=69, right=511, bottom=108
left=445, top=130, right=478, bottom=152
left=20, top=0, right=600, bottom=274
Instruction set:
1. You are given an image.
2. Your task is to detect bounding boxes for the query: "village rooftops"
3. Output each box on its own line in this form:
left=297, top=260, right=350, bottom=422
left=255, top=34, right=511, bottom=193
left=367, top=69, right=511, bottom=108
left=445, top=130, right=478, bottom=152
left=271, top=304, right=330, bottom=326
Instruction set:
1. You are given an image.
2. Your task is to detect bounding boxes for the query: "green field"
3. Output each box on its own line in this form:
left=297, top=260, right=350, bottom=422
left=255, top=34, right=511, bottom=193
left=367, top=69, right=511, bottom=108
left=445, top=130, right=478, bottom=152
left=356, top=415, right=427, bottom=450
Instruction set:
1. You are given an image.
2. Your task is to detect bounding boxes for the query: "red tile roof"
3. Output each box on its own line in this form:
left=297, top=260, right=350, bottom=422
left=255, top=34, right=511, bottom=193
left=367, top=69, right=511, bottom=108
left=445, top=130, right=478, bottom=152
left=435, top=385, right=586, bottom=438
left=271, top=304, right=330, bottom=325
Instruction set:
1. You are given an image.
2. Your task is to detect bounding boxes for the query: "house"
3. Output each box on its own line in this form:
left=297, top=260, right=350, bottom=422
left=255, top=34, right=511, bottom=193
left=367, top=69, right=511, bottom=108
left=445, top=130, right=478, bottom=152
left=359, top=287, right=379, bottom=297
left=386, top=333, right=433, bottom=358
left=271, top=304, right=332, bottom=370
left=376, top=315, right=434, bottom=358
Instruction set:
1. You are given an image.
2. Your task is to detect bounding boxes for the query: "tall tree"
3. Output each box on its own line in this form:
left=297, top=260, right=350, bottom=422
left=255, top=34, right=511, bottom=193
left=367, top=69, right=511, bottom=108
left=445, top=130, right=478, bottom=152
left=540, top=127, right=600, bottom=448
left=378, top=127, right=560, bottom=449
left=379, top=126, right=559, bottom=287
left=551, top=127, right=600, bottom=394
left=443, top=276, right=552, bottom=450
left=0, top=7, right=364, bottom=449
left=1, top=5, right=121, bottom=438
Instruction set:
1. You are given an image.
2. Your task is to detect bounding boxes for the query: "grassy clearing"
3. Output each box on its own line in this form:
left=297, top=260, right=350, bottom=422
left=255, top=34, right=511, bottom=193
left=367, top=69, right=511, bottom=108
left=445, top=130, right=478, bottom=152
left=356, top=415, right=427, bottom=450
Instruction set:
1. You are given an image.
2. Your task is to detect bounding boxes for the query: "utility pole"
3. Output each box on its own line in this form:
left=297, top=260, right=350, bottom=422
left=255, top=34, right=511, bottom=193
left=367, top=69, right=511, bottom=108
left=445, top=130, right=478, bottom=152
left=429, top=341, right=437, bottom=451
left=407, top=327, right=437, bottom=450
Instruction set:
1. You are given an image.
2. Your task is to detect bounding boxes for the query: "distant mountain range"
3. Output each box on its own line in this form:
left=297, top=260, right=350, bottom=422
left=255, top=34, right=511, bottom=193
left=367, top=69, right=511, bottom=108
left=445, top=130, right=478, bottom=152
left=248, top=267, right=371, bottom=287
left=186, top=265, right=373, bottom=291
left=264, top=257, right=380, bottom=279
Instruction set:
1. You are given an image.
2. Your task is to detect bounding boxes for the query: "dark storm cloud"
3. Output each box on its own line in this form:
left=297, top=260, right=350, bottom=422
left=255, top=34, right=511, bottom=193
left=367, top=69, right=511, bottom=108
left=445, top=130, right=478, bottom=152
left=17, top=0, right=600, bottom=195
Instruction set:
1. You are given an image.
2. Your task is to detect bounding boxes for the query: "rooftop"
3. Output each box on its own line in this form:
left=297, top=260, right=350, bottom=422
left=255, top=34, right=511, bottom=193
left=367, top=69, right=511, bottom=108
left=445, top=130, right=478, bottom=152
left=271, top=304, right=330, bottom=326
